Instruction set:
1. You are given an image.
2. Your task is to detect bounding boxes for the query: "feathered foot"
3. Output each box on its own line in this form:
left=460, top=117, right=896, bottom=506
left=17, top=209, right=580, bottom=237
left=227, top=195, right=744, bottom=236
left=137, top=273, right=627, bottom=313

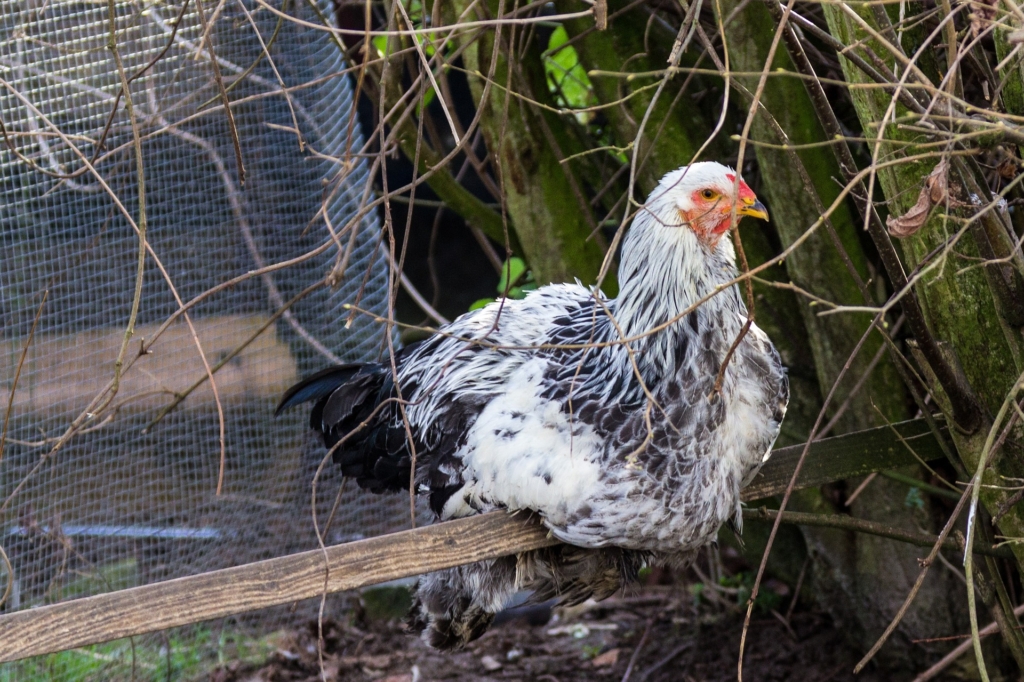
left=405, top=545, right=658, bottom=650
left=406, top=556, right=518, bottom=650
left=519, top=545, right=649, bottom=606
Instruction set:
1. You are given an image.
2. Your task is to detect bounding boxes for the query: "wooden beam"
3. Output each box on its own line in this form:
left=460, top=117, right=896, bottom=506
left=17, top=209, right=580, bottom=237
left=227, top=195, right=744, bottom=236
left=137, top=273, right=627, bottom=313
left=0, top=512, right=557, bottom=662
left=0, top=315, right=298, bottom=415
left=0, top=418, right=944, bottom=663
left=743, top=416, right=944, bottom=501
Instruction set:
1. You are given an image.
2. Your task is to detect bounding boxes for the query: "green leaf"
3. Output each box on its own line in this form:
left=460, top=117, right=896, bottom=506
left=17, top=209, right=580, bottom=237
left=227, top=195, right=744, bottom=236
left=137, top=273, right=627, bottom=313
left=688, top=582, right=705, bottom=605
left=469, top=298, right=494, bottom=311
left=496, top=257, right=528, bottom=293
left=543, top=25, right=596, bottom=123
left=753, top=587, right=784, bottom=613
left=372, top=35, right=388, bottom=58
left=904, top=487, right=925, bottom=511
left=416, top=85, right=437, bottom=117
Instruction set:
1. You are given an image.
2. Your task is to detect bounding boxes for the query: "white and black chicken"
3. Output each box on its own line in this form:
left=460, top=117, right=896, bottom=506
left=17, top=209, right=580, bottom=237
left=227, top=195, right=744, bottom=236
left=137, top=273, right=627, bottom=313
left=278, top=162, right=789, bottom=649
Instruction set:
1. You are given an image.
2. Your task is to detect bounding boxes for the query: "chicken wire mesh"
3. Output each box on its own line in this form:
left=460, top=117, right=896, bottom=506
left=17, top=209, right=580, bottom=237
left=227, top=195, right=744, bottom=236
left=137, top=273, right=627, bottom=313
left=0, top=0, right=408, bottom=677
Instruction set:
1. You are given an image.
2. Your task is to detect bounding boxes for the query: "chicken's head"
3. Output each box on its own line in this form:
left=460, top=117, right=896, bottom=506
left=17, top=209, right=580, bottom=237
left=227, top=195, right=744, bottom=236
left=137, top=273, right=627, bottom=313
left=651, top=162, right=769, bottom=250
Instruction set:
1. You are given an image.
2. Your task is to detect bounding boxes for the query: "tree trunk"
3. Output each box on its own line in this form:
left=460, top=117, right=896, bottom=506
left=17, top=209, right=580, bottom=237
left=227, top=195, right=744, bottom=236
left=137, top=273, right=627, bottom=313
left=716, top=0, right=967, bottom=666
left=449, top=0, right=608, bottom=286
left=822, top=0, right=1024, bottom=574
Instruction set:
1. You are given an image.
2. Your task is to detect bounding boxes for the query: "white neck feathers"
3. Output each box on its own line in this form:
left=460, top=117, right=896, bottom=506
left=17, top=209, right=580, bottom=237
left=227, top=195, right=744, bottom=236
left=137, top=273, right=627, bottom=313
left=612, top=196, right=744, bottom=374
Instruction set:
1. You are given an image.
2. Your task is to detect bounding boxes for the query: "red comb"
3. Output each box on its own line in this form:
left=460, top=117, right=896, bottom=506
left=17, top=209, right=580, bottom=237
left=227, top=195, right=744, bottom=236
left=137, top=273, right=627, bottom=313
left=726, top=173, right=756, bottom=201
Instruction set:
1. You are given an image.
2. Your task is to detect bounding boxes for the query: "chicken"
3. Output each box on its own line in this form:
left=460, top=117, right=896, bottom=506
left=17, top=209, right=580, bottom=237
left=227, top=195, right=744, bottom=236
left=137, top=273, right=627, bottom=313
left=278, top=162, right=789, bottom=649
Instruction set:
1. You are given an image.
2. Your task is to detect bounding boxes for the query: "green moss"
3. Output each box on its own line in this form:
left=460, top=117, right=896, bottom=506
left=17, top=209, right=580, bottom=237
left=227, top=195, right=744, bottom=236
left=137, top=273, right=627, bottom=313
left=719, top=0, right=908, bottom=432
left=557, top=0, right=724, bottom=197
left=360, top=585, right=413, bottom=621
left=451, top=0, right=609, bottom=289
left=822, top=1, right=1024, bottom=571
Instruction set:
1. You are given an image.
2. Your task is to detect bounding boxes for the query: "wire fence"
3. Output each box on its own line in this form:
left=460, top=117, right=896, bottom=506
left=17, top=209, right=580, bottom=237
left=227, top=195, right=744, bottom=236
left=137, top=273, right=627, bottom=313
left=4, top=0, right=1024, bottom=677
left=0, top=0, right=405, bottom=678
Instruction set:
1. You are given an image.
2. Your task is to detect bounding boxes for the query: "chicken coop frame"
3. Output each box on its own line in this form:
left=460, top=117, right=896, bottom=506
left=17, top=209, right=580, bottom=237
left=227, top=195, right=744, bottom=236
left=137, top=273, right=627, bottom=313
left=0, top=418, right=955, bottom=662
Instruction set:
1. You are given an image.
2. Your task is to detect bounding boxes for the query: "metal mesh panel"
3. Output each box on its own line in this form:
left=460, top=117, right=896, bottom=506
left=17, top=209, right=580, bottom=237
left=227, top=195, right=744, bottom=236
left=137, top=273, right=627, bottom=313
left=0, top=1, right=406, bottom=677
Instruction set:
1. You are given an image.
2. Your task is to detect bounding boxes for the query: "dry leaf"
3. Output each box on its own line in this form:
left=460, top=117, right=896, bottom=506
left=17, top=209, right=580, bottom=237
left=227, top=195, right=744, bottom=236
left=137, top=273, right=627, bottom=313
left=886, top=160, right=949, bottom=237
left=971, top=0, right=997, bottom=37
left=592, top=648, right=621, bottom=667
left=990, top=145, right=1021, bottom=179
left=362, top=654, right=393, bottom=669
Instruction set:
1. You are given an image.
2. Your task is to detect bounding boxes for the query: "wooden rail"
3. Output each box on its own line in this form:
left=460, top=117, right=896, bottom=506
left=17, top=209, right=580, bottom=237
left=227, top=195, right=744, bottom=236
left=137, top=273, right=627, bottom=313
left=0, top=418, right=945, bottom=663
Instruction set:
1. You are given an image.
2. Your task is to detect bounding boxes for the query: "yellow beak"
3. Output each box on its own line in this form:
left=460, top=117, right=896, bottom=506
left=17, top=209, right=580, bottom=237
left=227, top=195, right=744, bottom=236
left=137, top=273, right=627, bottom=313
left=737, top=199, right=769, bottom=222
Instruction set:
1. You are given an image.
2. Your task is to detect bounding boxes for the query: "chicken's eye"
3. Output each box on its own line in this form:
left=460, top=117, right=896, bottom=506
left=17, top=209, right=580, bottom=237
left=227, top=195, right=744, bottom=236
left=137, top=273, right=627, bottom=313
left=700, top=189, right=717, bottom=200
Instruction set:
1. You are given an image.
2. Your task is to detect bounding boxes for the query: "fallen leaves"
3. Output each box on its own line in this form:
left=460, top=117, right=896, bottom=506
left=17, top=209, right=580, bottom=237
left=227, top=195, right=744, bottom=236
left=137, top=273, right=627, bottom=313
left=591, top=647, right=621, bottom=667
left=206, top=589, right=868, bottom=682
left=480, top=654, right=503, bottom=671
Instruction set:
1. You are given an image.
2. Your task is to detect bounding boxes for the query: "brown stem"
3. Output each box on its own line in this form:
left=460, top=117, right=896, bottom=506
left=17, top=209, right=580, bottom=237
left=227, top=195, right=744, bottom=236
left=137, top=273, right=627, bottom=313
left=0, top=290, right=47, bottom=466
left=976, top=509, right=1024, bottom=666
left=787, top=10, right=927, bottom=113
left=194, top=0, right=246, bottom=184
left=972, top=554, right=1024, bottom=671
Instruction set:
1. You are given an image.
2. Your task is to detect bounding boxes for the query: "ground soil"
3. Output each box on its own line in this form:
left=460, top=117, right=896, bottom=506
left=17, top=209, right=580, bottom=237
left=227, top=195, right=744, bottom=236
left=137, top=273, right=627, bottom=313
left=209, top=583, right=964, bottom=682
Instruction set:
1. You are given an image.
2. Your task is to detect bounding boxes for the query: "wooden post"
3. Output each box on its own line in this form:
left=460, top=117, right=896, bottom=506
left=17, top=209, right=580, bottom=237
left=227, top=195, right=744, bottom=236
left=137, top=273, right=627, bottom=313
left=0, top=417, right=945, bottom=662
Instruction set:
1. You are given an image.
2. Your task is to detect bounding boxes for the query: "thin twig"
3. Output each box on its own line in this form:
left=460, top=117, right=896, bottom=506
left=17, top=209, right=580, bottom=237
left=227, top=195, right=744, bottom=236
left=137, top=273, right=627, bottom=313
left=107, top=0, right=149, bottom=405
left=379, top=246, right=451, bottom=326
left=142, top=281, right=325, bottom=432
left=621, top=618, right=653, bottom=682
left=194, top=0, right=246, bottom=183
left=965, top=370, right=1024, bottom=679
left=853, top=483, right=973, bottom=672
left=0, top=542, right=12, bottom=610
left=394, top=0, right=461, bottom=146
left=784, top=555, right=810, bottom=623
left=637, top=641, right=693, bottom=681
left=912, top=603, right=1024, bottom=682
left=845, top=472, right=878, bottom=507
left=233, top=0, right=303, bottom=152
left=0, top=290, right=47, bottom=466
left=745, top=503, right=1010, bottom=560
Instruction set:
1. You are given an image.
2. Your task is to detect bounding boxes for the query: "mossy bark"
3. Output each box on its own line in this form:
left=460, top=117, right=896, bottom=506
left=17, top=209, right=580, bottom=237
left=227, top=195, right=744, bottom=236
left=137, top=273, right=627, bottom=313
left=449, top=0, right=607, bottom=287
left=718, top=0, right=966, bottom=663
left=557, top=0, right=726, bottom=196
left=822, top=2, right=1024, bottom=572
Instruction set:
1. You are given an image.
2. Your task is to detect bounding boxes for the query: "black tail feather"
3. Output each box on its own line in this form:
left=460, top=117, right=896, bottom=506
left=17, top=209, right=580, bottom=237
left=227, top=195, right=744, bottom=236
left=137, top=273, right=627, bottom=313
left=275, top=364, right=364, bottom=417
left=278, top=363, right=412, bottom=492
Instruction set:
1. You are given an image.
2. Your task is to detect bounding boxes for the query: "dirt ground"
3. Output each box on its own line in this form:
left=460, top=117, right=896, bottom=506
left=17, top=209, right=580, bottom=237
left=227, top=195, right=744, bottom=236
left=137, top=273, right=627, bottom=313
left=209, top=581, right=963, bottom=682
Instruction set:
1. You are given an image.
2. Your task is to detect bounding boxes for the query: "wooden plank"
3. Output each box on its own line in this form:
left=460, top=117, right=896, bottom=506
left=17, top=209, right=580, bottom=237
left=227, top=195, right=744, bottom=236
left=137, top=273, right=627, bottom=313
left=0, top=512, right=557, bottom=663
left=0, top=315, right=298, bottom=414
left=742, top=417, right=944, bottom=501
left=0, top=418, right=944, bottom=662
